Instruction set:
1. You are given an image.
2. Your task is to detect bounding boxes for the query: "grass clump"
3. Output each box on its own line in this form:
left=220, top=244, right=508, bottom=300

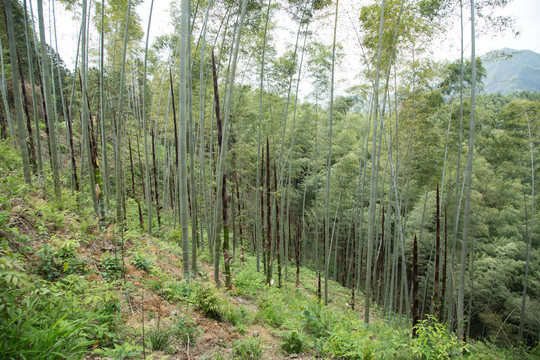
left=281, top=330, right=307, bottom=354
left=232, top=337, right=263, bottom=360
left=148, top=327, right=171, bottom=351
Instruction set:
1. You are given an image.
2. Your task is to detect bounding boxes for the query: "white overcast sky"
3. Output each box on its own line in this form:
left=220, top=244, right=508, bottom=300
left=37, top=0, right=540, bottom=75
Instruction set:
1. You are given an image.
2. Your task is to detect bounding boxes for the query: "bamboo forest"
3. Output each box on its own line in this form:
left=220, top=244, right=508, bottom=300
left=1, top=0, right=539, bottom=358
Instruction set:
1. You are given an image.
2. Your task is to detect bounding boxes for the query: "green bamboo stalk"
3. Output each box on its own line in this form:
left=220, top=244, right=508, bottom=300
left=518, top=109, right=534, bottom=341
left=115, top=0, right=132, bottom=224
left=0, top=36, right=15, bottom=140
left=37, top=0, right=61, bottom=198
left=178, top=0, right=191, bottom=278
left=457, top=0, right=477, bottom=341
left=256, top=0, right=272, bottom=273
left=101, top=0, right=113, bottom=210
left=3, top=0, right=32, bottom=184
left=212, top=0, right=249, bottom=285
left=365, top=0, right=386, bottom=323
left=324, top=0, right=339, bottom=306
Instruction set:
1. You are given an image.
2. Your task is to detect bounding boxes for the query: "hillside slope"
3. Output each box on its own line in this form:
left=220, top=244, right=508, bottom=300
left=0, top=142, right=536, bottom=359
left=482, top=48, right=540, bottom=94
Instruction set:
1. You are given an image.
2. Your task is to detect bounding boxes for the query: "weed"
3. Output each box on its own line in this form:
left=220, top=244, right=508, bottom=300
left=35, top=244, right=62, bottom=280
left=171, top=314, right=202, bottom=345
left=148, top=327, right=171, bottom=351
left=281, top=330, right=306, bottom=354
left=302, top=304, right=331, bottom=338
left=130, top=251, right=154, bottom=273
left=232, top=263, right=265, bottom=298
left=93, top=341, right=141, bottom=359
left=193, top=281, right=224, bottom=320
left=233, top=337, right=263, bottom=360
left=101, top=254, right=124, bottom=281
left=223, top=303, right=253, bottom=326
left=409, top=315, right=467, bottom=359
left=164, top=279, right=194, bottom=302
left=147, top=279, right=165, bottom=294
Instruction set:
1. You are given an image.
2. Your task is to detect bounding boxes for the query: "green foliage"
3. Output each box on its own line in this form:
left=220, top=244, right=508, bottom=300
left=257, top=289, right=287, bottom=328
left=281, top=330, right=306, bottom=354
left=0, top=249, right=31, bottom=289
left=0, top=275, right=117, bottom=359
left=232, top=337, right=263, bottom=360
left=164, top=279, right=195, bottom=302
left=193, top=281, right=225, bottom=320
left=130, top=251, right=154, bottom=272
left=302, top=304, right=331, bottom=338
left=35, top=244, right=63, bottom=280
left=322, top=329, right=375, bottom=360
left=92, top=341, right=142, bottom=359
left=168, top=228, right=183, bottom=245
left=232, top=262, right=266, bottom=298
left=410, top=316, right=468, bottom=359
left=148, top=327, right=171, bottom=351
left=223, top=302, right=254, bottom=328
left=101, top=254, right=125, bottom=281
left=171, top=313, right=202, bottom=345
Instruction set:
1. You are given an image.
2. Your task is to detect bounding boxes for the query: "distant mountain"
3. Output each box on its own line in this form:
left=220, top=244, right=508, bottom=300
left=481, top=48, right=540, bottom=95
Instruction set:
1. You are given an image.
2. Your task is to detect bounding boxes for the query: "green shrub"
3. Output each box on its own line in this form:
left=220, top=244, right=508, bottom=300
left=302, top=304, right=331, bottom=338
left=223, top=303, right=253, bottom=327
left=130, top=251, right=154, bottom=273
left=233, top=337, right=263, bottom=360
left=193, top=281, right=224, bottom=320
left=164, top=279, right=194, bottom=302
left=409, top=315, right=467, bottom=359
left=93, top=341, right=142, bottom=359
left=168, top=228, right=182, bottom=245
left=232, top=264, right=265, bottom=298
left=147, top=279, right=165, bottom=294
left=35, top=244, right=63, bottom=280
left=257, top=289, right=286, bottom=328
left=0, top=277, right=114, bottom=359
left=148, top=327, right=171, bottom=351
left=281, top=330, right=306, bottom=354
left=323, top=329, right=374, bottom=360
left=101, top=254, right=124, bottom=281
left=171, top=314, right=202, bottom=345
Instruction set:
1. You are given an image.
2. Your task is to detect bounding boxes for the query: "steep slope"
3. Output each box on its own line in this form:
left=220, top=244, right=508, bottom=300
left=482, top=48, right=540, bottom=94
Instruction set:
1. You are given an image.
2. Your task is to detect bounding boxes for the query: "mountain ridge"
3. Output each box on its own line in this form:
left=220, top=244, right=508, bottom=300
left=481, top=48, right=540, bottom=94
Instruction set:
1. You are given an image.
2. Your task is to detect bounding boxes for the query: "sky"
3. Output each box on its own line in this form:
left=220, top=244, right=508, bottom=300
left=36, top=0, right=540, bottom=77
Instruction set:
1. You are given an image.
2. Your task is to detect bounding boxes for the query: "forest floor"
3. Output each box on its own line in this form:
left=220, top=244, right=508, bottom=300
left=4, top=184, right=377, bottom=359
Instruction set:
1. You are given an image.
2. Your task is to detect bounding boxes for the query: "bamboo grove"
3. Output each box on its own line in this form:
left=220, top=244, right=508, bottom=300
left=0, top=0, right=538, bottom=348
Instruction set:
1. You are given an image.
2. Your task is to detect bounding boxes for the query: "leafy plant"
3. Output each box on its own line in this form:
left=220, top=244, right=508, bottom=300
left=193, top=281, right=224, bottom=320
left=232, top=263, right=265, bottom=298
left=93, top=341, right=142, bottom=359
left=35, top=244, right=62, bottom=280
left=164, top=279, right=194, bottom=302
left=410, top=315, right=468, bottom=359
left=233, top=337, right=263, bottom=360
left=223, top=303, right=253, bottom=327
left=323, top=329, right=374, bottom=360
left=171, top=314, right=202, bottom=345
left=130, top=251, right=154, bottom=273
left=302, top=304, right=331, bottom=338
left=101, top=254, right=124, bottom=281
left=281, top=330, right=306, bottom=354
